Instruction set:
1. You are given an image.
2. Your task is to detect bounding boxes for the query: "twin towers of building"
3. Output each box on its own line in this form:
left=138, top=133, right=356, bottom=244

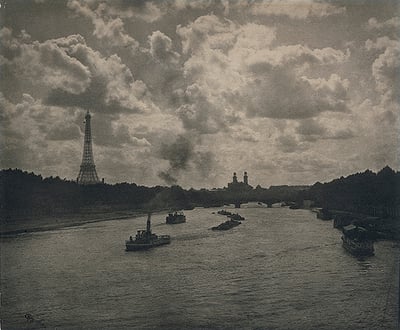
left=232, top=172, right=249, bottom=185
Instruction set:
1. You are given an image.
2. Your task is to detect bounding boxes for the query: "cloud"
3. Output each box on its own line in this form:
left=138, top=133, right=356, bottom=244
left=46, top=124, right=81, bottom=141
left=45, top=34, right=153, bottom=115
left=171, top=0, right=346, bottom=19
left=0, top=28, right=91, bottom=95
left=275, top=135, right=304, bottom=153
left=244, top=71, right=349, bottom=119
left=157, top=134, right=216, bottom=185
left=98, top=1, right=163, bottom=22
left=232, top=126, right=260, bottom=142
left=296, top=118, right=355, bottom=141
left=296, top=119, right=325, bottom=136
left=176, top=15, right=350, bottom=125
left=175, top=84, right=233, bottom=134
left=91, top=116, right=151, bottom=147
left=249, top=0, right=346, bottom=19
left=367, top=16, right=400, bottom=35
left=246, top=45, right=349, bottom=70
left=365, top=37, right=400, bottom=102
left=172, top=0, right=215, bottom=11
left=177, top=14, right=237, bottom=55
left=148, top=31, right=180, bottom=65
left=67, top=0, right=139, bottom=53
left=371, top=44, right=400, bottom=100
left=0, top=93, right=82, bottom=175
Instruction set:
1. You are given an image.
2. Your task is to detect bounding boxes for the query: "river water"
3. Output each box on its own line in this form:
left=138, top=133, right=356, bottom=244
left=1, top=204, right=399, bottom=329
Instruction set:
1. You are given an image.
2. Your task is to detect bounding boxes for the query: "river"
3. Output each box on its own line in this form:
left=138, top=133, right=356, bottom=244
left=1, top=204, right=399, bottom=329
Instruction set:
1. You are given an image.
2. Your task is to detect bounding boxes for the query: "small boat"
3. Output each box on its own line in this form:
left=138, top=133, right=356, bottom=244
left=341, top=224, right=374, bottom=256
left=217, top=210, right=232, bottom=216
left=228, top=213, right=245, bottom=221
left=211, top=219, right=241, bottom=231
left=126, top=214, right=171, bottom=251
left=166, top=211, right=186, bottom=224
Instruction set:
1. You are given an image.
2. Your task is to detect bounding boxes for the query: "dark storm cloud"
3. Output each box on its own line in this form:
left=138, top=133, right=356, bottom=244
left=157, top=134, right=216, bottom=184
left=158, top=171, right=178, bottom=185
left=159, top=135, right=193, bottom=171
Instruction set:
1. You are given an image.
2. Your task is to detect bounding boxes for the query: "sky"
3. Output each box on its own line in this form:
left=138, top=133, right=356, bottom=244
left=0, top=0, right=399, bottom=188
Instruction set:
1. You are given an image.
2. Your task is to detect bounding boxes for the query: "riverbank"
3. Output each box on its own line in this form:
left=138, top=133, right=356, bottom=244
left=0, top=209, right=167, bottom=237
left=311, top=208, right=400, bottom=241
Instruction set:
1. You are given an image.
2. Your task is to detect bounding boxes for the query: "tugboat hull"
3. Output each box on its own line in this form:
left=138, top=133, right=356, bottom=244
left=341, top=236, right=374, bottom=256
left=125, top=237, right=171, bottom=251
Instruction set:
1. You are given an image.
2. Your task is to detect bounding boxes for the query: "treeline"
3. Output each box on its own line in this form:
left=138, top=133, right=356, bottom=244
left=0, top=169, right=306, bottom=218
left=0, top=169, right=183, bottom=217
left=1, top=166, right=399, bottom=219
left=304, top=166, right=400, bottom=217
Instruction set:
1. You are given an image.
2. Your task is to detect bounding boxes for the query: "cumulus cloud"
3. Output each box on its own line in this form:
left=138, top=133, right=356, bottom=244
left=67, top=0, right=139, bottom=52
left=148, top=31, right=180, bottom=65
left=365, top=36, right=400, bottom=102
left=176, top=14, right=350, bottom=125
left=371, top=44, right=399, bottom=100
left=244, top=71, right=349, bottom=119
left=0, top=28, right=91, bottom=95
left=175, top=84, right=233, bottom=134
left=45, top=34, right=153, bottom=115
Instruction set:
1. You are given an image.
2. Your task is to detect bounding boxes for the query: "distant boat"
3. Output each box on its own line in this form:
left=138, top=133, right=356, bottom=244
left=341, top=224, right=374, bottom=256
left=126, top=214, right=171, bottom=251
left=217, top=209, right=232, bottom=216
left=228, top=213, right=245, bottom=221
left=211, top=219, right=241, bottom=231
left=166, top=211, right=186, bottom=224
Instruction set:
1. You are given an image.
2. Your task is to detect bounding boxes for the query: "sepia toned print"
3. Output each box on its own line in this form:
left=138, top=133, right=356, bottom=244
left=0, top=1, right=399, bottom=329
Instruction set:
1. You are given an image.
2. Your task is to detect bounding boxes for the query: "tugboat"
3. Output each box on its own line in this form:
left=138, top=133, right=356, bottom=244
left=126, top=213, right=171, bottom=251
left=211, top=219, right=241, bottom=231
left=341, top=224, right=374, bottom=256
left=166, top=211, right=186, bottom=224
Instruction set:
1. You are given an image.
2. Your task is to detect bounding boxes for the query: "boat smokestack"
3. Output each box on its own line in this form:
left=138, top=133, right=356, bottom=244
left=146, top=213, right=151, bottom=234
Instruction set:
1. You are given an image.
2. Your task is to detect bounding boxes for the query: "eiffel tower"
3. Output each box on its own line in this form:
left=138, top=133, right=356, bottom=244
left=77, top=110, right=99, bottom=184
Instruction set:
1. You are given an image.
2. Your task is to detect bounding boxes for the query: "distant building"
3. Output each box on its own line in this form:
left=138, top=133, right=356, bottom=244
left=227, top=171, right=253, bottom=192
